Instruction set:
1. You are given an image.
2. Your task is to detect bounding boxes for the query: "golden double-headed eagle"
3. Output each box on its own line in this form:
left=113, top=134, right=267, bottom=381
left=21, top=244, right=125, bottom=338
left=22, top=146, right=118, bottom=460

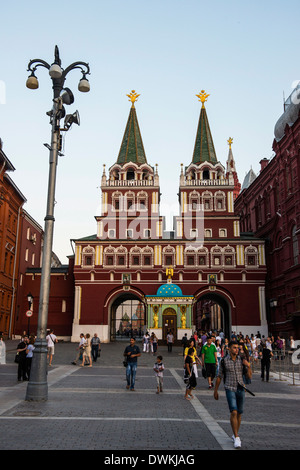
left=196, top=90, right=210, bottom=108
left=127, top=90, right=140, bottom=107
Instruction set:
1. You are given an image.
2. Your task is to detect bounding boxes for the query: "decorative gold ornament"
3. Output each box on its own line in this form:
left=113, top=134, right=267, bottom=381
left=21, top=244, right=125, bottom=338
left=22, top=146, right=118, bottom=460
left=227, top=137, right=233, bottom=149
left=196, top=90, right=210, bottom=108
left=166, top=266, right=173, bottom=280
left=153, top=311, right=159, bottom=328
left=127, top=90, right=140, bottom=107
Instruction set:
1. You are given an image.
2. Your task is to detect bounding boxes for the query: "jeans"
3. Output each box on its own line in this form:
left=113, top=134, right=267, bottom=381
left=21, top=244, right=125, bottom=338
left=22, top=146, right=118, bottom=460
left=92, top=346, right=99, bottom=362
left=126, top=362, right=137, bottom=389
left=225, top=387, right=245, bottom=414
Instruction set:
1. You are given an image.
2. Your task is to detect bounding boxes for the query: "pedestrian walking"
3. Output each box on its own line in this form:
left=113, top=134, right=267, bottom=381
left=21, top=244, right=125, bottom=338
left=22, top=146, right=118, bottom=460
left=167, top=330, right=174, bottom=353
left=201, top=336, right=218, bottom=389
left=16, top=337, right=28, bottom=381
left=71, top=333, right=86, bottom=365
left=260, top=343, right=273, bottom=382
left=46, top=329, right=57, bottom=366
left=81, top=333, right=92, bottom=367
left=184, top=347, right=197, bottom=400
left=142, top=332, right=150, bottom=353
left=150, top=332, right=158, bottom=356
left=124, top=337, right=141, bottom=391
left=26, top=337, right=35, bottom=379
left=91, top=333, right=101, bottom=362
left=181, top=333, right=188, bottom=356
left=214, top=340, right=252, bottom=449
left=0, top=335, right=6, bottom=364
left=153, top=355, right=164, bottom=394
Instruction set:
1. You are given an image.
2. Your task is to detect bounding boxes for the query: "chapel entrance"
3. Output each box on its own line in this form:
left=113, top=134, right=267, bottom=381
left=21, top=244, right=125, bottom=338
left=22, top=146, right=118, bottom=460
left=162, top=308, right=177, bottom=342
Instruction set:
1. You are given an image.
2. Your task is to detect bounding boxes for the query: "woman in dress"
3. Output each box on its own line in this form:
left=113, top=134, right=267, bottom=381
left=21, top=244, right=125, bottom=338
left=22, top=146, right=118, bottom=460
left=81, top=333, right=92, bottom=367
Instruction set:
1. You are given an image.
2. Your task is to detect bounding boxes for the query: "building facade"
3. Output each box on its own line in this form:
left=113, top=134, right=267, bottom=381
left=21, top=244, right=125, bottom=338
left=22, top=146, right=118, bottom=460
left=235, top=86, right=300, bottom=339
left=0, top=141, right=26, bottom=337
left=71, top=91, right=267, bottom=343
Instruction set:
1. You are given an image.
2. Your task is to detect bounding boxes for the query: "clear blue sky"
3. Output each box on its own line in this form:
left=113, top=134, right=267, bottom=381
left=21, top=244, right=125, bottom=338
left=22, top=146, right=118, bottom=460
left=0, top=0, right=299, bottom=262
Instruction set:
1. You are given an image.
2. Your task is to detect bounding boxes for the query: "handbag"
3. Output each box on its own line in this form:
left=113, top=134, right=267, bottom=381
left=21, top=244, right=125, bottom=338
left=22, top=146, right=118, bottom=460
left=123, top=360, right=128, bottom=367
left=14, top=353, right=20, bottom=363
left=201, top=367, right=207, bottom=379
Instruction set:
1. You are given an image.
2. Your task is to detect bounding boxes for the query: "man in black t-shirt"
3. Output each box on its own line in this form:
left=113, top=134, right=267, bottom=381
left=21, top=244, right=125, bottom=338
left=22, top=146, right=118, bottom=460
left=124, top=337, right=141, bottom=391
left=260, top=343, right=273, bottom=382
left=17, top=337, right=28, bottom=381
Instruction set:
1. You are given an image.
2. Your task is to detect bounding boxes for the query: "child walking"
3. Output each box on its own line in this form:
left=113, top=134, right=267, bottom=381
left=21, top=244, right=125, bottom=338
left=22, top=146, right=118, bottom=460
left=184, top=347, right=197, bottom=400
left=153, top=355, right=164, bottom=394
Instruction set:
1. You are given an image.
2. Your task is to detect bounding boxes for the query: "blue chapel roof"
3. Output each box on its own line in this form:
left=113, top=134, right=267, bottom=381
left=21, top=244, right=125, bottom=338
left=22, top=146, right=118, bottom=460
left=156, top=283, right=183, bottom=297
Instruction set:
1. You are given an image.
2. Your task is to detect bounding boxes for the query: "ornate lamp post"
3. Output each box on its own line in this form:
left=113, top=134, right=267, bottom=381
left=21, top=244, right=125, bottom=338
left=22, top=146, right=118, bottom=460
left=25, top=46, right=90, bottom=401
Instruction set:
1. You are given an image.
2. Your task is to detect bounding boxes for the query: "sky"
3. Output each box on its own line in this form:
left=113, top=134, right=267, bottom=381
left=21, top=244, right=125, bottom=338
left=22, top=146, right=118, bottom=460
left=0, top=0, right=300, bottom=263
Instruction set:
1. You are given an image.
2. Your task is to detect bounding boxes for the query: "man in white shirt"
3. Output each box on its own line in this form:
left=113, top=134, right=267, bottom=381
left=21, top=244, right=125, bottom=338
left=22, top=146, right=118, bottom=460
left=46, top=329, right=57, bottom=366
left=71, top=333, right=86, bottom=365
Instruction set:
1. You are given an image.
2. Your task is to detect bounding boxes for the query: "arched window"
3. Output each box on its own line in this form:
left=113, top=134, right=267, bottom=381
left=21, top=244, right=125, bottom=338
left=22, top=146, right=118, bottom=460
left=162, top=246, right=175, bottom=267
left=126, top=168, right=135, bottom=180
left=82, top=246, right=95, bottom=267
left=203, top=168, right=210, bottom=180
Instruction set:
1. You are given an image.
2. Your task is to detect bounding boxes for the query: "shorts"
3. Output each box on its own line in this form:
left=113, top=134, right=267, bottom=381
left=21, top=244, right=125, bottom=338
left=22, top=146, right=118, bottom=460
left=48, top=346, right=54, bottom=355
left=205, top=363, right=216, bottom=378
left=225, top=387, right=245, bottom=414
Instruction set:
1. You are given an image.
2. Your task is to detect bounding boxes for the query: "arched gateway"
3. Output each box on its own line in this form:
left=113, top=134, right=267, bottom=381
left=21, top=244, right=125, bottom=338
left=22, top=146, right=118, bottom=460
left=194, top=288, right=235, bottom=339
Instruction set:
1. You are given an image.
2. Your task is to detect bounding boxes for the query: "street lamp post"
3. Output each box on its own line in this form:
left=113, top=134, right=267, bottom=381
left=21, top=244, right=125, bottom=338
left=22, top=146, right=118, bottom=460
left=25, top=46, right=90, bottom=401
left=27, top=293, right=34, bottom=336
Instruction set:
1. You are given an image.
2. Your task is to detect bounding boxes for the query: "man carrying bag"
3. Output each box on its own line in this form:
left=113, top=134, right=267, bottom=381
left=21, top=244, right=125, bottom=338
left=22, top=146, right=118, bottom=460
left=214, top=340, right=252, bottom=449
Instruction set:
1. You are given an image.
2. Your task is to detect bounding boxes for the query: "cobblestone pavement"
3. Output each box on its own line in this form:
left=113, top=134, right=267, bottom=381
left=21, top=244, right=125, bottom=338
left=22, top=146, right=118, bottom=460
left=1, top=340, right=300, bottom=454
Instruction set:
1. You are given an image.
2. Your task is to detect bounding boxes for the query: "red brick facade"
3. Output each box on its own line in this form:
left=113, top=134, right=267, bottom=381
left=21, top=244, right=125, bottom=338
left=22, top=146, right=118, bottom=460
left=235, top=90, right=300, bottom=338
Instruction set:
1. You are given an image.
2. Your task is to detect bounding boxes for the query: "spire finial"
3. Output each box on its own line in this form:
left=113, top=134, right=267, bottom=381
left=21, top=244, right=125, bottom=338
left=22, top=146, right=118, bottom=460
left=196, top=90, right=210, bottom=108
left=126, top=90, right=140, bottom=108
left=227, top=137, right=233, bottom=149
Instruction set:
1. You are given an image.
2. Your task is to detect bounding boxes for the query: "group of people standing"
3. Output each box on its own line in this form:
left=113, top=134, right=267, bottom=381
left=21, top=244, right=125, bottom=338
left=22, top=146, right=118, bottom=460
left=15, top=329, right=58, bottom=381
left=142, top=331, right=159, bottom=355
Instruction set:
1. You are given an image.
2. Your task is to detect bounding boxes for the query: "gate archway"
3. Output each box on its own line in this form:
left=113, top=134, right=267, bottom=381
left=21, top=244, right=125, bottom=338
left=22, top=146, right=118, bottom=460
left=110, top=292, right=146, bottom=341
left=194, top=289, right=234, bottom=339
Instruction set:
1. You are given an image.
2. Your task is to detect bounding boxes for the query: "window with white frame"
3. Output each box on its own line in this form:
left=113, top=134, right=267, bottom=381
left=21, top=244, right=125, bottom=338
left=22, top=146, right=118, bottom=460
left=202, top=191, right=213, bottom=211
left=245, top=246, right=258, bottom=267
left=130, top=247, right=141, bottom=266
left=142, top=247, right=154, bottom=267
left=137, top=191, right=148, bottom=211
left=190, top=228, right=198, bottom=239
left=108, top=229, right=116, bottom=239
left=82, top=246, right=95, bottom=267
left=162, top=246, right=175, bottom=267
left=112, top=191, right=122, bottom=211
left=224, top=246, right=235, bottom=267
left=215, top=191, right=226, bottom=211
left=126, top=229, right=134, bottom=239
left=104, top=247, right=115, bottom=267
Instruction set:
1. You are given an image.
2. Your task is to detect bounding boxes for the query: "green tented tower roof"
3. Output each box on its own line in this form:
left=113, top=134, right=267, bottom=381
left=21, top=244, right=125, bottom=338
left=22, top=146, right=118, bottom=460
left=117, top=91, right=147, bottom=166
left=192, top=91, right=218, bottom=165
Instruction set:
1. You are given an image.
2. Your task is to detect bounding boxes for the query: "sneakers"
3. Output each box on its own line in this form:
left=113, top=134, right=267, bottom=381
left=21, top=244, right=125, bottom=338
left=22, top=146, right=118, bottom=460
left=233, top=436, right=241, bottom=448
